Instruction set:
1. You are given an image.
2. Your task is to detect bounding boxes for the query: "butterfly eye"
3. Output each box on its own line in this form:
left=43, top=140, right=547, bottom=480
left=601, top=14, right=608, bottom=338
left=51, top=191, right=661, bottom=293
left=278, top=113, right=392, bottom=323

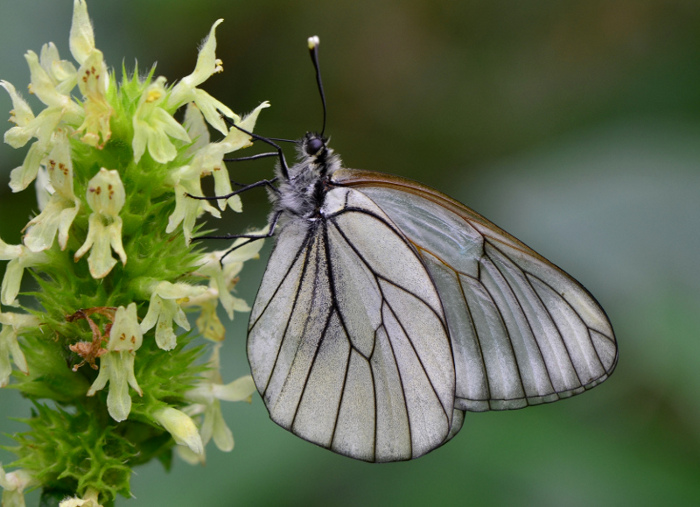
left=306, top=137, right=324, bottom=155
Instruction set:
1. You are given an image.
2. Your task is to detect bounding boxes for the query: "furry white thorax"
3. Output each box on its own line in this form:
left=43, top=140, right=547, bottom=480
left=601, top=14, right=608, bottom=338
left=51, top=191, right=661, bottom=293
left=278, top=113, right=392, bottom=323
left=271, top=134, right=342, bottom=219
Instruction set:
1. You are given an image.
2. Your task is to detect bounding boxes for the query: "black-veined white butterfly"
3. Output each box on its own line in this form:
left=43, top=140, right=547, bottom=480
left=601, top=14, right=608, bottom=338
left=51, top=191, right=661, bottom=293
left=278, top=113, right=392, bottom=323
left=208, top=36, right=617, bottom=462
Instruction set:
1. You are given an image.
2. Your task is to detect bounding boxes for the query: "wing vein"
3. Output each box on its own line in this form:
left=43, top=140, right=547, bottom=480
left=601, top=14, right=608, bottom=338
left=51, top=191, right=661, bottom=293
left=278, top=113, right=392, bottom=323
left=261, top=233, right=317, bottom=397
left=322, top=220, right=364, bottom=355
left=481, top=241, right=591, bottom=388
left=249, top=226, right=314, bottom=332
left=291, top=306, right=340, bottom=429
left=455, top=271, right=491, bottom=403
left=485, top=240, right=554, bottom=397
left=381, top=297, right=450, bottom=422
left=329, top=209, right=451, bottom=433
left=525, top=271, right=607, bottom=375
left=378, top=323, right=413, bottom=458
left=329, top=214, right=446, bottom=330
left=523, top=272, right=584, bottom=387
left=477, top=258, right=527, bottom=403
left=330, top=327, right=354, bottom=449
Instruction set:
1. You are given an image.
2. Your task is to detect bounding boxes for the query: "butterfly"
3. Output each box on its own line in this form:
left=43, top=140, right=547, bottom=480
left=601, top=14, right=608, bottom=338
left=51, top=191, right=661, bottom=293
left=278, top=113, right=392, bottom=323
left=213, top=36, right=617, bottom=462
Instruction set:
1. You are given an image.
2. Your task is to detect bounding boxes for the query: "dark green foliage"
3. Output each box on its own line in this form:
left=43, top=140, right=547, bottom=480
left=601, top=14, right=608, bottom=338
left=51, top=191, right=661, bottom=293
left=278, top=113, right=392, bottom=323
left=10, top=404, right=134, bottom=503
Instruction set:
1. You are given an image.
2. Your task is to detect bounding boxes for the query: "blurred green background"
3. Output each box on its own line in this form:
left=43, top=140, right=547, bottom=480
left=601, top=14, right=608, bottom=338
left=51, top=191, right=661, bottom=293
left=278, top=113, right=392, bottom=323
left=1, top=0, right=700, bottom=505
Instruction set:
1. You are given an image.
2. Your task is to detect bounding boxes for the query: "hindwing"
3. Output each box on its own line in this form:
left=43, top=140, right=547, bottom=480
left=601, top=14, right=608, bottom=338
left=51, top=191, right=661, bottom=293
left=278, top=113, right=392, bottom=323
left=334, top=168, right=618, bottom=412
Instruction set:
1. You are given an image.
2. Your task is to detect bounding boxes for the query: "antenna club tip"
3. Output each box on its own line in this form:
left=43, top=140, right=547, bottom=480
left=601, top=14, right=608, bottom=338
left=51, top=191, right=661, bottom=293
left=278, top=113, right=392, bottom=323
left=307, top=36, right=320, bottom=50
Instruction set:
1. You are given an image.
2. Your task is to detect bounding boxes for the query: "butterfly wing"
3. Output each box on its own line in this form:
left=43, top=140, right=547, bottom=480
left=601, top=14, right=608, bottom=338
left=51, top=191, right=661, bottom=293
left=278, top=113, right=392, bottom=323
left=334, top=168, right=618, bottom=412
left=248, top=187, right=460, bottom=462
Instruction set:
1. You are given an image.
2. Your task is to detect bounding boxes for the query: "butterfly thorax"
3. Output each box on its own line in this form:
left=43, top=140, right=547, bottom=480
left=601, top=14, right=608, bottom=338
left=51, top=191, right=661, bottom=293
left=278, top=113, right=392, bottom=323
left=273, top=132, right=341, bottom=218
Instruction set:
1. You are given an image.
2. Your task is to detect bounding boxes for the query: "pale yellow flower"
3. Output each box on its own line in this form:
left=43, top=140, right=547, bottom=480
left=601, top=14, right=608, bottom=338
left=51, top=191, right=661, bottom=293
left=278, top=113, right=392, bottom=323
left=87, top=304, right=143, bottom=422
left=34, top=165, right=53, bottom=212
left=187, top=346, right=255, bottom=452
left=0, top=465, right=37, bottom=507
left=58, top=488, right=102, bottom=507
left=74, top=169, right=127, bottom=279
left=3, top=47, right=83, bottom=192
left=0, top=237, right=48, bottom=306
left=194, top=228, right=266, bottom=320
left=68, top=0, right=112, bottom=147
left=38, top=42, right=79, bottom=96
left=182, top=103, right=240, bottom=213
left=0, top=312, right=39, bottom=387
left=0, top=80, right=37, bottom=148
left=139, top=281, right=207, bottom=351
left=132, top=76, right=190, bottom=164
left=153, top=406, right=203, bottom=456
left=74, top=51, right=112, bottom=148
left=168, top=19, right=236, bottom=135
left=23, top=132, right=81, bottom=252
left=166, top=101, right=269, bottom=242
left=68, top=0, right=96, bottom=64
left=166, top=163, right=221, bottom=244
left=193, top=298, right=226, bottom=342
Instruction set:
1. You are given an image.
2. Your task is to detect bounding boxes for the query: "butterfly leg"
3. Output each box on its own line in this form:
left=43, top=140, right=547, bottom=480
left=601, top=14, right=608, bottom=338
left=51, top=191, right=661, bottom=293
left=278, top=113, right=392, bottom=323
left=195, top=210, right=282, bottom=262
left=186, top=176, right=280, bottom=203
left=222, top=117, right=291, bottom=179
left=224, top=151, right=280, bottom=164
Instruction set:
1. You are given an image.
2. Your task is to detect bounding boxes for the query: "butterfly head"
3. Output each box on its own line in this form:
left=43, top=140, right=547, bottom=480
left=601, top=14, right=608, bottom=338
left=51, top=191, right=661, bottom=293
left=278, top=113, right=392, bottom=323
left=302, top=132, right=328, bottom=157
left=296, top=132, right=338, bottom=178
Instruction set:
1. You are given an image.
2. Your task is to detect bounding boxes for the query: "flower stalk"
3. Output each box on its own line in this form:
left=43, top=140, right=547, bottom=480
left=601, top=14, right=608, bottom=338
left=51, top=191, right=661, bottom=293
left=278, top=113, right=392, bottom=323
left=0, top=1, right=266, bottom=505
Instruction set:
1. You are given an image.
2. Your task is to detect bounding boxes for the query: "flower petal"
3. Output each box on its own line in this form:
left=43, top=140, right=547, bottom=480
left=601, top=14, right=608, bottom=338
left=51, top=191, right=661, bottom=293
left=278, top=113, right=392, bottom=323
left=75, top=50, right=112, bottom=148
left=183, top=103, right=210, bottom=153
left=0, top=80, right=34, bottom=130
left=213, top=375, right=256, bottom=402
left=69, top=0, right=96, bottom=65
left=25, top=50, right=70, bottom=109
left=9, top=142, right=46, bottom=193
left=75, top=169, right=127, bottom=278
left=0, top=466, right=36, bottom=507
left=154, top=407, right=204, bottom=455
left=220, top=101, right=270, bottom=152
left=105, top=353, right=133, bottom=422
left=108, top=303, right=142, bottom=352
left=186, top=19, right=224, bottom=89
left=192, top=89, right=235, bottom=136
left=208, top=401, right=234, bottom=452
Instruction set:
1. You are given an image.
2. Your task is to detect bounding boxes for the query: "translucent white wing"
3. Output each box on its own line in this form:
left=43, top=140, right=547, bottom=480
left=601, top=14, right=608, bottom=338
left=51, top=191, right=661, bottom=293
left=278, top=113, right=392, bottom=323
left=334, top=169, right=618, bottom=412
left=248, top=187, right=461, bottom=462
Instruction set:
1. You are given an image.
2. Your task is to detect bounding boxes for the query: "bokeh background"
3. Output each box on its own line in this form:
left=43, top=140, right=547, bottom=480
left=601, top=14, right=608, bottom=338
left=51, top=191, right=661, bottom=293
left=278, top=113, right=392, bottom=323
left=1, top=1, right=700, bottom=505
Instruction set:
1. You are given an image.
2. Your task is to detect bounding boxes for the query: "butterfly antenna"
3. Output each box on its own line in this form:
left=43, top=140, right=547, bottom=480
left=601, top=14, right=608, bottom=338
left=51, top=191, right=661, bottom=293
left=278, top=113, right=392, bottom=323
left=308, top=36, right=327, bottom=137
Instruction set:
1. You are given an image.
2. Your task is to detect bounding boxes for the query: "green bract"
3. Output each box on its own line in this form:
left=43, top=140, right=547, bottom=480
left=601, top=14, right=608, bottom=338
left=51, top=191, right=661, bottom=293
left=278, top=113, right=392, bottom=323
left=0, top=1, right=265, bottom=505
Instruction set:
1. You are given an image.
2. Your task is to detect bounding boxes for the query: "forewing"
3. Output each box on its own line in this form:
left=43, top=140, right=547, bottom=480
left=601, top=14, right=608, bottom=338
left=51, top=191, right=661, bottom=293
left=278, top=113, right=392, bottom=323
left=334, top=168, right=618, bottom=412
left=248, top=189, right=459, bottom=461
